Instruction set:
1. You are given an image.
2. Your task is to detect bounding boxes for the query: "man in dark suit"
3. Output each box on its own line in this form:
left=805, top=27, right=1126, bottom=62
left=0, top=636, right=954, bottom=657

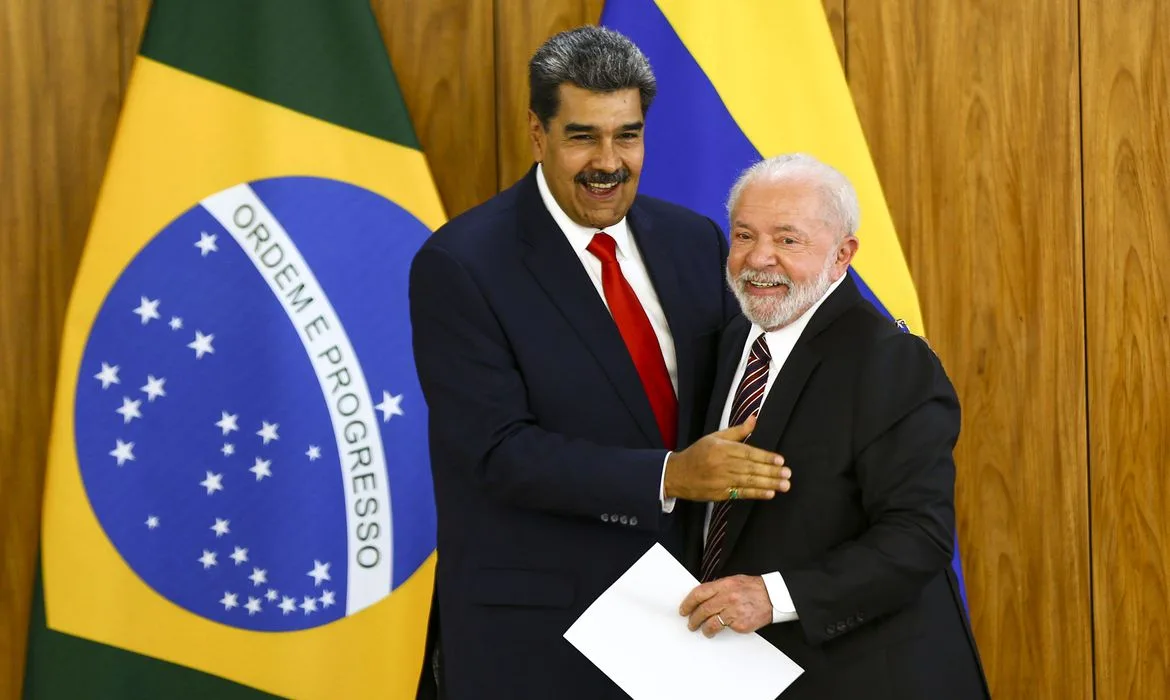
left=409, top=27, right=790, bottom=699
left=679, top=153, right=989, bottom=699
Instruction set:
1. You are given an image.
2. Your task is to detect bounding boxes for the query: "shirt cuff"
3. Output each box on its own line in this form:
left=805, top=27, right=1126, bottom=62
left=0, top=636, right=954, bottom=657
left=762, top=571, right=799, bottom=624
left=659, top=452, right=676, bottom=513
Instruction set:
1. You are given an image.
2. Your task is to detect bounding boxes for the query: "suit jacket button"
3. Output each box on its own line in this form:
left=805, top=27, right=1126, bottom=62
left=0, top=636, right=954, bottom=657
left=619, top=515, right=629, bottom=525
left=600, top=514, right=609, bottom=523
left=629, top=516, right=638, bottom=526
left=836, top=621, right=847, bottom=632
left=825, top=624, right=836, bottom=636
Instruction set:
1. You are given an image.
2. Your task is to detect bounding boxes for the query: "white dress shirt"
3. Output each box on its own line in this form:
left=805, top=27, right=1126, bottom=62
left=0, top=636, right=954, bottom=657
left=535, top=165, right=678, bottom=512
left=704, top=273, right=846, bottom=623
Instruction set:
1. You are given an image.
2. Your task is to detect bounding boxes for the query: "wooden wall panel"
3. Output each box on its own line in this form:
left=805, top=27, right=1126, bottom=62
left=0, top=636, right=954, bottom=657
left=821, top=0, right=845, bottom=68
left=1083, top=0, right=1170, bottom=696
left=846, top=2, right=1091, bottom=698
left=493, top=0, right=604, bottom=191
left=116, top=0, right=151, bottom=90
left=372, top=0, right=497, bottom=219
left=0, top=1, right=128, bottom=696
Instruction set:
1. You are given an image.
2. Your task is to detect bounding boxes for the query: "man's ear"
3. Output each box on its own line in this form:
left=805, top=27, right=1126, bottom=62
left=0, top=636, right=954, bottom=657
left=528, top=110, right=546, bottom=163
left=836, top=235, right=859, bottom=271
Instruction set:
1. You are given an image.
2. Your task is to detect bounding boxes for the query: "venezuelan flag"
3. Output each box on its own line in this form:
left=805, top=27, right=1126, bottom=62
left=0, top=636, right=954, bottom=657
left=601, top=0, right=968, bottom=606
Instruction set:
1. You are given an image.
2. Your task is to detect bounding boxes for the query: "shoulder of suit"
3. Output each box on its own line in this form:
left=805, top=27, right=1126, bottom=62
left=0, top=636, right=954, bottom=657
left=825, top=301, right=929, bottom=353
left=632, top=193, right=722, bottom=234
left=421, top=182, right=523, bottom=257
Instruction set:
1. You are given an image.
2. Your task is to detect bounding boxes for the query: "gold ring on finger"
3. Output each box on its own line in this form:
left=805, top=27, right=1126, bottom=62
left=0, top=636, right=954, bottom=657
left=728, top=487, right=740, bottom=500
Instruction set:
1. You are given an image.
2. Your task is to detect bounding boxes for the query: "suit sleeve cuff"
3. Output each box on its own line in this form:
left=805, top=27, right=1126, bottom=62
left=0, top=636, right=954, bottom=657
left=660, top=452, right=676, bottom=513
left=762, top=571, right=800, bottom=623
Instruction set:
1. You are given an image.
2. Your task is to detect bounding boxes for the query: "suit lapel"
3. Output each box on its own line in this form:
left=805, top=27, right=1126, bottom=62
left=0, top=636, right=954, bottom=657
left=517, top=170, right=662, bottom=446
left=717, top=342, right=823, bottom=574
left=705, top=316, right=751, bottom=433
left=713, top=275, right=864, bottom=575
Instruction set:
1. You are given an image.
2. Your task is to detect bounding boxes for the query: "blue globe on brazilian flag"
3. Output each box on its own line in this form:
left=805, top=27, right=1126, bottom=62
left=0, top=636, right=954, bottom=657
left=26, top=1, right=442, bottom=697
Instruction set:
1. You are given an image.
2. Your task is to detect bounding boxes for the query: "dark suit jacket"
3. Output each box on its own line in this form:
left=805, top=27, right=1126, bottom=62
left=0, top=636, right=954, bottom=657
left=690, top=275, right=990, bottom=700
left=409, top=166, right=737, bottom=699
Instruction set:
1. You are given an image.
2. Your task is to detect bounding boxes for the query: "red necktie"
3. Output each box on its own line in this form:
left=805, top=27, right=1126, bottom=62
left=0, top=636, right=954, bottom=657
left=586, top=232, right=677, bottom=449
left=700, top=332, right=771, bottom=582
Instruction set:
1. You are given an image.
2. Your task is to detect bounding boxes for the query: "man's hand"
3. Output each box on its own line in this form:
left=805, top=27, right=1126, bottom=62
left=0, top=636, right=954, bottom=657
left=679, top=575, right=774, bottom=638
left=663, top=415, right=791, bottom=501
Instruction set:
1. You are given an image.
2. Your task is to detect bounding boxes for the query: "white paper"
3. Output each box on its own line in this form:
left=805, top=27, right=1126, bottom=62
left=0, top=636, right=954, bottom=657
left=564, top=543, right=803, bottom=699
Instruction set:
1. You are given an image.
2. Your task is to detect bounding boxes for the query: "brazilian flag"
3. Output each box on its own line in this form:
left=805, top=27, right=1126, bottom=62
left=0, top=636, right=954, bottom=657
left=24, top=1, right=442, bottom=697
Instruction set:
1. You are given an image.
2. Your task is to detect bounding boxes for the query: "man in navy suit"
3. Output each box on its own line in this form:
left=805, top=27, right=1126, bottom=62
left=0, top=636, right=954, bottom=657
left=409, top=26, right=790, bottom=699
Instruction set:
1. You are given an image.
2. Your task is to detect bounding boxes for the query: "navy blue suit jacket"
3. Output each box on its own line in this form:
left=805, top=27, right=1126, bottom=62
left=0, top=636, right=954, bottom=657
left=408, top=166, right=737, bottom=699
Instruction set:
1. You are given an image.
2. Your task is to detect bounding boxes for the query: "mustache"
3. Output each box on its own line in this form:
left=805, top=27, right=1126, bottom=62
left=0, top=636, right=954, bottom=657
left=574, top=168, right=631, bottom=186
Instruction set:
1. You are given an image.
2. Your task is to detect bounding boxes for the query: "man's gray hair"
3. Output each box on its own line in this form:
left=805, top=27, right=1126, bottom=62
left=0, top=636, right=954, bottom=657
left=529, top=26, right=657, bottom=127
left=726, top=153, right=861, bottom=238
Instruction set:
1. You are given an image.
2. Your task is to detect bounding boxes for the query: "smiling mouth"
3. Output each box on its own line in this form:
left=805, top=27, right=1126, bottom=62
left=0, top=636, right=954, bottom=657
left=580, top=180, right=620, bottom=198
left=748, top=280, right=783, bottom=288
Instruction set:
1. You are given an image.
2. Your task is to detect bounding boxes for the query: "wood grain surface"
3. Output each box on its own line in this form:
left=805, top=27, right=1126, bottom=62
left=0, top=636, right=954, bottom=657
left=845, top=1, right=1092, bottom=697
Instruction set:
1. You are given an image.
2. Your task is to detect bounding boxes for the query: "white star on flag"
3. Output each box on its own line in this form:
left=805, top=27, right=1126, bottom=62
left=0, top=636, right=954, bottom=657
left=256, top=421, right=280, bottom=444
left=221, top=443, right=235, bottom=456
left=188, top=330, right=215, bottom=359
left=200, top=471, right=224, bottom=495
left=116, top=397, right=143, bottom=424
left=249, top=568, right=268, bottom=587
left=305, top=445, right=322, bottom=461
left=195, top=231, right=219, bottom=257
left=245, top=597, right=263, bottom=616
left=307, top=560, right=331, bottom=586
left=216, top=411, right=239, bottom=435
left=250, top=457, right=272, bottom=481
left=94, top=362, right=121, bottom=389
left=279, top=596, right=297, bottom=615
left=265, top=588, right=279, bottom=602
left=140, top=375, right=167, bottom=401
left=230, top=547, right=249, bottom=565
left=211, top=518, right=230, bottom=537
left=109, top=439, right=135, bottom=466
left=300, top=596, right=318, bottom=615
left=198, top=550, right=218, bottom=569
left=220, top=592, right=239, bottom=611
left=320, top=590, right=336, bottom=608
left=168, top=316, right=183, bottom=330
left=145, top=515, right=160, bottom=530
left=133, top=296, right=161, bottom=324
left=375, top=391, right=405, bottom=423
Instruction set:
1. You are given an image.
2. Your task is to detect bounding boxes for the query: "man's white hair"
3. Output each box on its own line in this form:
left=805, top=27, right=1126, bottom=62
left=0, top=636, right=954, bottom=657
left=725, top=153, right=860, bottom=239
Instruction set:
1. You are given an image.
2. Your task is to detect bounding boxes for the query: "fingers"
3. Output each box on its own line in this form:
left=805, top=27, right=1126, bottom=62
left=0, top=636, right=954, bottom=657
left=701, top=613, right=727, bottom=637
left=716, top=413, right=757, bottom=442
left=678, top=583, right=717, bottom=616
left=687, top=595, right=727, bottom=631
left=735, top=442, right=785, bottom=467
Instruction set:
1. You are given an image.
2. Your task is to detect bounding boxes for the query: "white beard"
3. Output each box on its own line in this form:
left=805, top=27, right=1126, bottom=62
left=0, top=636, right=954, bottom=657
left=727, top=253, right=837, bottom=331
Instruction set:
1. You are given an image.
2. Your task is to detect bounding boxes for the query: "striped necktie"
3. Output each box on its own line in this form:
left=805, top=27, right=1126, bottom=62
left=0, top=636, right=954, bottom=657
left=700, top=332, right=771, bottom=582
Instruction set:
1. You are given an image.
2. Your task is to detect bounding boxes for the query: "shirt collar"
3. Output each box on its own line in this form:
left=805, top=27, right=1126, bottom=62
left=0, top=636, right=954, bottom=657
left=536, top=163, right=633, bottom=260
